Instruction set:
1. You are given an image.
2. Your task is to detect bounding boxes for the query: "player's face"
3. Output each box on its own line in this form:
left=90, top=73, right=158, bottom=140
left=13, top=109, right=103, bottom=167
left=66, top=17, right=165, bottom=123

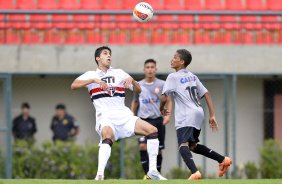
left=144, top=62, right=157, bottom=78
left=21, top=107, right=30, bottom=116
left=171, top=52, right=184, bottom=70
left=96, top=49, right=112, bottom=68
left=56, top=109, right=66, bottom=119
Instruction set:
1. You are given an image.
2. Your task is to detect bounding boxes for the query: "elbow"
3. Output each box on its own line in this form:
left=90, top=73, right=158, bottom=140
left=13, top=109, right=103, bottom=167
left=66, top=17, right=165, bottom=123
left=161, top=95, right=167, bottom=103
left=135, top=87, right=141, bottom=94
left=70, top=82, right=77, bottom=90
left=71, top=80, right=80, bottom=90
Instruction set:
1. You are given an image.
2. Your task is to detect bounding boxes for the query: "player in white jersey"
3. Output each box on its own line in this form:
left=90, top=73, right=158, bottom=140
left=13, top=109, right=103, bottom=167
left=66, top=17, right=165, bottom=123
left=131, top=59, right=172, bottom=178
left=160, top=49, right=232, bottom=180
left=71, top=46, right=166, bottom=180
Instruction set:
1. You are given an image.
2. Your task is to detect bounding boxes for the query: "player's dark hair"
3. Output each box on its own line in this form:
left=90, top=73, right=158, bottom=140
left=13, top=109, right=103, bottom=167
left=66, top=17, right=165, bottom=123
left=56, top=103, right=66, bottom=110
left=94, top=46, right=111, bottom=65
left=21, top=102, right=30, bottom=109
left=176, top=49, right=192, bottom=68
left=144, top=59, right=157, bottom=66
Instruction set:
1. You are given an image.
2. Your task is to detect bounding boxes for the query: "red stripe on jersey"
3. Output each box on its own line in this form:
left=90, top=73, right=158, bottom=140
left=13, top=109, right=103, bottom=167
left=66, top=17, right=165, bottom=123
left=115, top=87, right=125, bottom=92
left=89, top=87, right=125, bottom=95
left=89, top=88, right=103, bottom=95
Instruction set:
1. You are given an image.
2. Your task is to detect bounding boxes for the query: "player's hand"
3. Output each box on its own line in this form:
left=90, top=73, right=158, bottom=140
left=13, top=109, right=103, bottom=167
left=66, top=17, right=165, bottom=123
left=163, top=115, right=170, bottom=125
left=123, top=77, right=133, bottom=89
left=209, top=116, right=219, bottom=132
left=161, top=108, right=170, bottom=116
left=95, top=79, right=108, bottom=91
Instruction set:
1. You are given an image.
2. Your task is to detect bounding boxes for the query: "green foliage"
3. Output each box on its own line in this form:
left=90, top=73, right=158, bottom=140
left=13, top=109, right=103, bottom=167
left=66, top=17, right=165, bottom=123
left=260, top=139, right=282, bottom=178
left=244, top=162, right=258, bottom=179
left=11, top=140, right=142, bottom=179
left=166, top=167, right=188, bottom=179
left=123, top=140, right=143, bottom=179
left=0, top=149, right=4, bottom=178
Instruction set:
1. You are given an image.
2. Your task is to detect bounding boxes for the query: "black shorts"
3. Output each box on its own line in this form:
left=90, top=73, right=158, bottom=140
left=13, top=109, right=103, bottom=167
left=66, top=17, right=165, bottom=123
left=138, top=117, right=165, bottom=150
left=176, top=126, right=201, bottom=146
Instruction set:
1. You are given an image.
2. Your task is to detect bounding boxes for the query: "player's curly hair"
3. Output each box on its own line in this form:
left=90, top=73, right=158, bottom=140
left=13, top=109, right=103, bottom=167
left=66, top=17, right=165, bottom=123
left=177, top=49, right=192, bottom=68
left=94, top=46, right=112, bottom=65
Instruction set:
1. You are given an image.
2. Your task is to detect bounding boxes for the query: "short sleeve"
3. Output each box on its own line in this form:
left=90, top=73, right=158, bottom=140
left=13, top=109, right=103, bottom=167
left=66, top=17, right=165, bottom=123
left=118, top=69, right=130, bottom=80
left=162, top=74, right=177, bottom=96
left=77, top=71, right=97, bottom=81
left=196, top=76, right=208, bottom=99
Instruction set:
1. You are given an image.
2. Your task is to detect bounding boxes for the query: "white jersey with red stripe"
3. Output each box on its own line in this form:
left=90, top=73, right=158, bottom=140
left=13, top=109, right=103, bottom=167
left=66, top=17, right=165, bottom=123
left=77, top=68, right=133, bottom=114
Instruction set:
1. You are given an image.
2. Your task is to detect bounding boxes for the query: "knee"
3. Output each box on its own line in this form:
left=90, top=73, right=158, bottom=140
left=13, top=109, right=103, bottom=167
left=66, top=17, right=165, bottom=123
left=147, top=126, right=158, bottom=135
left=179, top=142, right=189, bottom=151
left=189, top=143, right=197, bottom=151
left=101, top=126, right=113, bottom=140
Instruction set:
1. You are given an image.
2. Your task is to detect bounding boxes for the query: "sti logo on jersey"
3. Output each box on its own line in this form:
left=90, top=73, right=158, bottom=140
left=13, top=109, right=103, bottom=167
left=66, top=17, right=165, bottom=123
left=101, top=76, right=115, bottom=84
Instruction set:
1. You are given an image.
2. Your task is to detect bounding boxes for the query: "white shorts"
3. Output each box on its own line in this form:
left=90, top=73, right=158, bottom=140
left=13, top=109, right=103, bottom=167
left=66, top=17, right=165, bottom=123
left=95, top=108, right=139, bottom=144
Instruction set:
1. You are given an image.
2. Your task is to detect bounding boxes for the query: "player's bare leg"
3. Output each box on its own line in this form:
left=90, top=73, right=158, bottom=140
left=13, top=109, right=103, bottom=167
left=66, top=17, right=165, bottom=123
left=95, top=126, right=114, bottom=180
left=134, top=119, right=167, bottom=180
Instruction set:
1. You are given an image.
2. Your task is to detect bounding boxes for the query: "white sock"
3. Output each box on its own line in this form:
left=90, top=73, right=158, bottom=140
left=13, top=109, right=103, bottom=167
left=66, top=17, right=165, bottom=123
left=147, top=138, right=159, bottom=172
left=97, top=144, right=111, bottom=176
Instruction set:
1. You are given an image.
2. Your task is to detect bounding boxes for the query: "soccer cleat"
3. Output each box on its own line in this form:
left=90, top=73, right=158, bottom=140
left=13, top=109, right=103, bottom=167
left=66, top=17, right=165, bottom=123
left=95, top=174, right=104, bottom=180
left=143, top=175, right=150, bottom=180
left=218, top=156, right=232, bottom=177
left=147, top=170, right=167, bottom=180
left=188, top=171, right=202, bottom=180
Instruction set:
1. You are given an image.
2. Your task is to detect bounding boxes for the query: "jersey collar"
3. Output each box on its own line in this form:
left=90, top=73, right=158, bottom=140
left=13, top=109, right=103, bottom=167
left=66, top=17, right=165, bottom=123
left=178, top=69, right=189, bottom=73
left=96, top=67, right=113, bottom=76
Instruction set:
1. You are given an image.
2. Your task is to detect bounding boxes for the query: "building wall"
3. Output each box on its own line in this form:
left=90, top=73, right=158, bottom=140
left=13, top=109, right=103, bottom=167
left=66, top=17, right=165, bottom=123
left=0, top=45, right=282, bottom=74
left=0, top=76, right=264, bottom=176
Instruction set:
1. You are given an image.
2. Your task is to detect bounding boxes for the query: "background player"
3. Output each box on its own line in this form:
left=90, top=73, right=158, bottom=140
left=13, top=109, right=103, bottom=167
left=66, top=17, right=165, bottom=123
left=160, top=49, right=232, bottom=180
left=70, top=46, right=166, bottom=180
left=131, top=59, right=172, bottom=178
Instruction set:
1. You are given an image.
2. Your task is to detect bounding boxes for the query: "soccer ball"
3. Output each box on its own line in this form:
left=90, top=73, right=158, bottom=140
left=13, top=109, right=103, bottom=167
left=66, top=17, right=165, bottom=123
left=133, top=2, right=154, bottom=22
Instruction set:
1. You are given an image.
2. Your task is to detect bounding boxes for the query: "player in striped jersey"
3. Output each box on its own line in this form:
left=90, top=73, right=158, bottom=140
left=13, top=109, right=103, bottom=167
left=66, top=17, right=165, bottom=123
left=160, top=49, right=232, bottom=180
left=71, top=46, right=166, bottom=180
left=131, top=59, right=172, bottom=178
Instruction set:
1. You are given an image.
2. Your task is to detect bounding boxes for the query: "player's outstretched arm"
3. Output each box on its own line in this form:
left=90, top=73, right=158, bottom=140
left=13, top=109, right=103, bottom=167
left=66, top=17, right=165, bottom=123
left=71, top=79, right=107, bottom=90
left=204, top=92, right=219, bottom=132
left=123, top=77, right=141, bottom=93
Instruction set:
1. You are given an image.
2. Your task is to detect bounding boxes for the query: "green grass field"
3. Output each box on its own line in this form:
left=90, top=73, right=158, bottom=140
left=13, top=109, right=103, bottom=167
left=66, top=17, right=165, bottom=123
left=0, top=180, right=282, bottom=184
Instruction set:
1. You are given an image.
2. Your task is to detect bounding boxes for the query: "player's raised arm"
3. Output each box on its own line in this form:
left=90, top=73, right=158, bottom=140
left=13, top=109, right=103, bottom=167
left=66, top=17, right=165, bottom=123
left=123, top=76, right=142, bottom=93
left=204, top=92, right=219, bottom=132
left=71, top=71, right=108, bottom=90
left=71, top=79, right=94, bottom=90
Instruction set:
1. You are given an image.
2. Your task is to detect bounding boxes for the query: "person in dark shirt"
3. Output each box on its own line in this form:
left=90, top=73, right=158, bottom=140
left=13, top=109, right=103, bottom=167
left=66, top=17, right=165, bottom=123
left=50, top=104, right=79, bottom=141
left=12, top=102, right=37, bottom=142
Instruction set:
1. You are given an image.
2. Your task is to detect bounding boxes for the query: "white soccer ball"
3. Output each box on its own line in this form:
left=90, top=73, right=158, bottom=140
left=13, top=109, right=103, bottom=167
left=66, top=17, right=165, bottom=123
left=133, top=2, right=154, bottom=22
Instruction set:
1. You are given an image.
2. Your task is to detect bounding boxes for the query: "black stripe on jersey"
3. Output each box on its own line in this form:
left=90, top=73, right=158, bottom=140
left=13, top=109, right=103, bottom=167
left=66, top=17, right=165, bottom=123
left=91, top=93, right=125, bottom=101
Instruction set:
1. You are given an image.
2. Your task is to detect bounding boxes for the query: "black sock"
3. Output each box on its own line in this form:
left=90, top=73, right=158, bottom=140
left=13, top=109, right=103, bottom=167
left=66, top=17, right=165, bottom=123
left=157, top=153, right=163, bottom=172
left=192, top=144, right=225, bottom=163
left=140, top=150, right=149, bottom=174
left=179, top=146, right=198, bottom=174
